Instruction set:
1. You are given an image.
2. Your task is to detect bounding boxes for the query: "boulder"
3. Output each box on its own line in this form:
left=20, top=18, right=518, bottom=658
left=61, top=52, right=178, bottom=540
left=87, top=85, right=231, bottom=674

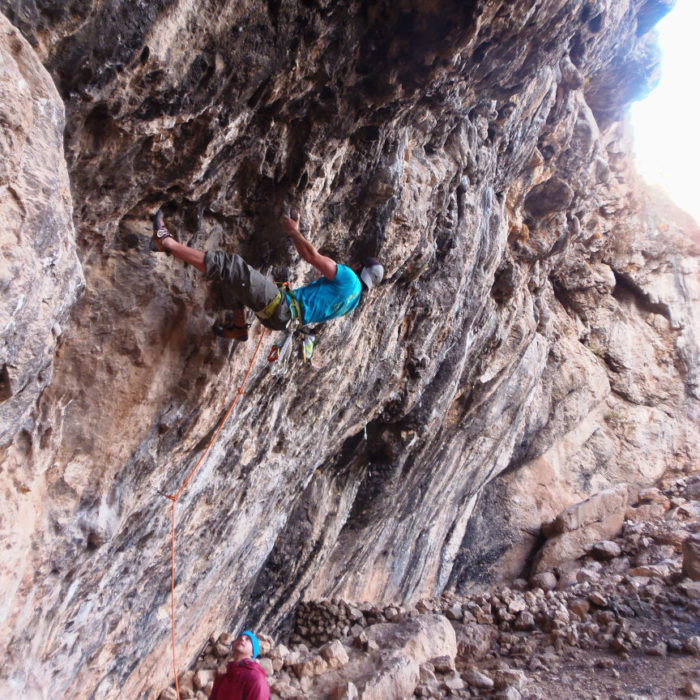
left=453, top=622, right=498, bottom=660
left=364, top=614, right=457, bottom=665
left=463, top=668, right=495, bottom=690
left=535, top=485, right=628, bottom=572
left=530, top=572, right=558, bottom=591
left=591, top=540, right=622, bottom=560
left=257, top=658, right=274, bottom=676
left=359, top=653, right=420, bottom=700
left=192, top=670, right=215, bottom=690
left=542, top=484, right=628, bottom=537
left=320, top=640, right=350, bottom=670
left=291, top=654, right=328, bottom=679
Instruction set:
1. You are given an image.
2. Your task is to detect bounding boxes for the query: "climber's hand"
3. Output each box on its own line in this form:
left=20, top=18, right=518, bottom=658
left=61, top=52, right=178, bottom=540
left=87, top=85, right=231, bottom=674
left=281, top=212, right=301, bottom=236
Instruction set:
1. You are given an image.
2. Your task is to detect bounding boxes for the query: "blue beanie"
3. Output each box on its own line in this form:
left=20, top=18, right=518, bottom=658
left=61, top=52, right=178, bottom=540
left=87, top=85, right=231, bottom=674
left=241, top=630, right=260, bottom=659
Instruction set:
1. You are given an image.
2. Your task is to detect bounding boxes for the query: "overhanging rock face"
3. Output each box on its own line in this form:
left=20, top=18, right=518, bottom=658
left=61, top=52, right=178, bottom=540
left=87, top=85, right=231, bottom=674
left=0, top=1, right=698, bottom=698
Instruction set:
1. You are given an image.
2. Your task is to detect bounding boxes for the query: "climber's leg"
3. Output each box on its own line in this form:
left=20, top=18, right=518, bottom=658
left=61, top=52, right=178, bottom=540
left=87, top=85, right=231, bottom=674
left=205, top=252, right=278, bottom=311
left=150, top=210, right=290, bottom=334
left=206, top=252, right=292, bottom=334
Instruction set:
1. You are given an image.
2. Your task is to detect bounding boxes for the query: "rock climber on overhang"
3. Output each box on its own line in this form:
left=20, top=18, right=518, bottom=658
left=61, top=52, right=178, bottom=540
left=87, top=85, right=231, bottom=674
left=151, top=209, right=384, bottom=344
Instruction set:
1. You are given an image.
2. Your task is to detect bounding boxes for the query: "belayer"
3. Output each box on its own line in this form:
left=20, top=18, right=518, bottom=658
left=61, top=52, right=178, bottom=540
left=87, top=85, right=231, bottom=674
left=151, top=209, right=384, bottom=342
left=209, top=630, right=269, bottom=700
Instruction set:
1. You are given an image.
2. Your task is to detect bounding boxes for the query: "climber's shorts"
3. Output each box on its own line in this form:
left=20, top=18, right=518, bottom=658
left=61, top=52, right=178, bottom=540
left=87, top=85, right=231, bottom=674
left=204, top=251, right=291, bottom=331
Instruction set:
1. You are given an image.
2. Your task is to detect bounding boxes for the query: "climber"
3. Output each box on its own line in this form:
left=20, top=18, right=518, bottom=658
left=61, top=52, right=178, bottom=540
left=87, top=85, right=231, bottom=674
left=209, top=630, right=270, bottom=700
left=151, top=209, right=384, bottom=341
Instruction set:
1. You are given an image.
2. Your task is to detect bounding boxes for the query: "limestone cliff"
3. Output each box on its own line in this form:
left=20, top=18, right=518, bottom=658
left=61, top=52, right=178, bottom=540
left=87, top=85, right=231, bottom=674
left=0, top=0, right=698, bottom=698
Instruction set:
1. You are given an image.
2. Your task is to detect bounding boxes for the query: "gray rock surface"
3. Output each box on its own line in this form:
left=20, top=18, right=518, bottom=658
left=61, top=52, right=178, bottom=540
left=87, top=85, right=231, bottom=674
left=0, top=1, right=698, bottom=698
left=0, top=14, right=83, bottom=443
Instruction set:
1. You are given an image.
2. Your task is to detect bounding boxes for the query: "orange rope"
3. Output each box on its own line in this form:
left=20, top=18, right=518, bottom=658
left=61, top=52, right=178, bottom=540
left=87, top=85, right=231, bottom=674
left=165, top=327, right=267, bottom=699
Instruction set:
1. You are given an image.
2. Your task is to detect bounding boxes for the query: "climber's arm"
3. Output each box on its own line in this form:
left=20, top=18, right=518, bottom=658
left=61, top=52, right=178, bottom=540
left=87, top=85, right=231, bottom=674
left=281, top=214, right=337, bottom=281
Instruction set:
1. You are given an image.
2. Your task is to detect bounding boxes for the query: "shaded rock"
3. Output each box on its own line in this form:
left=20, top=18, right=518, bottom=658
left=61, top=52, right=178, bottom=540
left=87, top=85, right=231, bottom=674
left=683, top=680, right=700, bottom=697
left=682, top=532, right=700, bottom=580
left=330, top=681, right=358, bottom=700
left=493, top=669, right=529, bottom=691
left=431, top=655, right=455, bottom=674
left=524, top=177, right=574, bottom=218
left=588, top=592, right=608, bottom=607
left=513, top=611, right=536, bottom=631
left=569, top=599, right=591, bottom=618
left=638, top=488, right=669, bottom=509
left=679, top=580, right=700, bottom=599
left=627, top=564, right=671, bottom=579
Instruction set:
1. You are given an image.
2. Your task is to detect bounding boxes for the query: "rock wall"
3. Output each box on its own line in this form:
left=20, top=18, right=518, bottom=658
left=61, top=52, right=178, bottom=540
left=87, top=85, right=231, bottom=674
left=0, top=0, right=698, bottom=698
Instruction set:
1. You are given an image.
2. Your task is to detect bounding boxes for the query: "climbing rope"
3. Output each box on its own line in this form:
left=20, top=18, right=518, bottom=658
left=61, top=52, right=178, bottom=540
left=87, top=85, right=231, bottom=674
left=163, top=326, right=267, bottom=699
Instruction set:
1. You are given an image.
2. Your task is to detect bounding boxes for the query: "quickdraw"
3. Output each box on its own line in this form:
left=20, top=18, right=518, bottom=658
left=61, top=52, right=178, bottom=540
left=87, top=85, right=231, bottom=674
left=267, top=328, right=295, bottom=363
left=267, top=322, right=315, bottom=369
left=265, top=282, right=314, bottom=368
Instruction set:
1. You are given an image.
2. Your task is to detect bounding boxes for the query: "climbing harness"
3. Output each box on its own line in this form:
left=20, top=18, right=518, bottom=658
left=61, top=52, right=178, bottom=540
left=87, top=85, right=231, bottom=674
left=264, top=282, right=315, bottom=372
left=163, top=327, right=267, bottom=700
left=256, top=282, right=303, bottom=324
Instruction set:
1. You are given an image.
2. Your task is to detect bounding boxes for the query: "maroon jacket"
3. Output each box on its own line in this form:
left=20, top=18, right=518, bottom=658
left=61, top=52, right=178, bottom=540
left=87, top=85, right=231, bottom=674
left=209, top=659, right=270, bottom=700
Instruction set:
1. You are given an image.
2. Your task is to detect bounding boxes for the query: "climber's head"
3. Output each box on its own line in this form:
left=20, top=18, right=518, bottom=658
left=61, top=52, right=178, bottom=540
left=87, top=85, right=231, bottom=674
left=360, top=257, right=384, bottom=290
left=233, top=630, right=260, bottom=660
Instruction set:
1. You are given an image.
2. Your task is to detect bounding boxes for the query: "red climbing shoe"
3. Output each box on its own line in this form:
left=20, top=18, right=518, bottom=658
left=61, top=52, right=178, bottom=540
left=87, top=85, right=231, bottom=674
left=212, top=323, right=249, bottom=341
left=150, top=208, right=174, bottom=253
left=213, top=308, right=249, bottom=341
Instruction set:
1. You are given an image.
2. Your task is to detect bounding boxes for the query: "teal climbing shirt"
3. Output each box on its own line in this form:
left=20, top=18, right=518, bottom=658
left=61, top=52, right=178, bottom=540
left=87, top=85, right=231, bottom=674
left=294, top=264, right=362, bottom=324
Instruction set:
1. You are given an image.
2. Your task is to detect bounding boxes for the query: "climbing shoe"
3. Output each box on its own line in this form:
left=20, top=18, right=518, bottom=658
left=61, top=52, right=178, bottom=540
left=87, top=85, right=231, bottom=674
left=150, top=208, right=174, bottom=253
left=212, top=323, right=249, bottom=341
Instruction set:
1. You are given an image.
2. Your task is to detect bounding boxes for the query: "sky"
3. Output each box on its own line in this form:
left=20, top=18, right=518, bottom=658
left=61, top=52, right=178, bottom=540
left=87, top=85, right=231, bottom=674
left=629, top=0, right=700, bottom=224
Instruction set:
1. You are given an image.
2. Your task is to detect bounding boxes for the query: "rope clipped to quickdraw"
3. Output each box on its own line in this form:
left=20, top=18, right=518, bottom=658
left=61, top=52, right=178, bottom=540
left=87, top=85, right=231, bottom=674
left=164, top=327, right=267, bottom=700
left=267, top=325, right=315, bottom=374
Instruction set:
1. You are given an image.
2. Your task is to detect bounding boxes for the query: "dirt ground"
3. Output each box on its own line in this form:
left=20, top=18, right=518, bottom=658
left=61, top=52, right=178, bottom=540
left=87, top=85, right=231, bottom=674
left=472, top=579, right=700, bottom=699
